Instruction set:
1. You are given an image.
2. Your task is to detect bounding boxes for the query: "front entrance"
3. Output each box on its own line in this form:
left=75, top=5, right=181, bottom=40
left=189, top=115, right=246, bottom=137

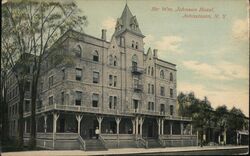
left=148, top=124, right=153, bottom=137
left=142, top=117, right=158, bottom=138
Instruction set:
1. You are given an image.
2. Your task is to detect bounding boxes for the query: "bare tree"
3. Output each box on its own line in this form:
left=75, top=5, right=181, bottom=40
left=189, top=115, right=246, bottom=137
left=2, top=0, right=87, bottom=149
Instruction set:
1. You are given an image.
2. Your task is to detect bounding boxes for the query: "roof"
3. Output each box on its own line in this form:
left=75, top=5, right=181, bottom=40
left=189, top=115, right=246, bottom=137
left=114, top=4, right=144, bottom=37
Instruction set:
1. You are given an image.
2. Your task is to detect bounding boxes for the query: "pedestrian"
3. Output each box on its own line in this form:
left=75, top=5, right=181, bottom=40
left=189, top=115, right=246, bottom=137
left=95, top=127, right=100, bottom=139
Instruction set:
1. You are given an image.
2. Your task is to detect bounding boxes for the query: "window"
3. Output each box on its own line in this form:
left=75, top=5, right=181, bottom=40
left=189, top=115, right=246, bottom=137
left=160, top=104, right=165, bottom=113
left=148, top=84, right=150, bottom=94
left=151, top=67, right=154, bottom=76
left=93, top=72, right=99, bottom=83
left=170, top=105, right=174, bottom=115
left=160, top=86, right=165, bottom=96
left=109, top=96, right=113, bottom=109
left=148, top=66, right=150, bottom=75
left=62, top=69, right=65, bottom=80
left=133, top=99, right=138, bottom=110
left=76, top=68, right=82, bottom=81
left=61, top=92, right=64, bottom=105
left=25, top=81, right=30, bottom=91
left=109, top=75, right=113, bottom=86
left=151, top=84, right=154, bottom=94
left=132, top=54, right=137, bottom=68
left=49, top=76, right=54, bottom=88
left=109, top=55, right=113, bottom=65
left=135, top=42, right=138, bottom=49
left=160, top=70, right=165, bottom=79
left=75, top=91, right=82, bottom=106
left=75, top=45, right=82, bottom=57
left=114, top=96, right=117, bottom=109
left=148, top=102, right=154, bottom=111
left=114, top=56, right=117, bottom=66
left=92, top=94, right=99, bottom=107
left=132, top=40, right=135, bottom=48
left=93, top=50, right=99, bottom=62
left=170, top=72, right=173, bottom=81
left=134, top=79, right=139, bottom=88
left=151, top=102, right=154, bottom=111
left=170, top=88, right=173, bottom=98
left=114, top=76, right=117, bottom=87
left=49, top=96, right=53, bottom=105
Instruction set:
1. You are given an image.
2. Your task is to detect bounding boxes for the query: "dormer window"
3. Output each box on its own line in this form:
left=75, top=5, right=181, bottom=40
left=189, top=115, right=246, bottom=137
left=132, top=41, right=135, bottom=48
left=135, top=42, right=138, bottom=49
left=114, top=56, right=117, bottom=66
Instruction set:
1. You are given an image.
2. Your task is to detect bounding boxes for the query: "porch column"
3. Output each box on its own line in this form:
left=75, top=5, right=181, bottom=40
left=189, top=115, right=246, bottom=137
left=139, top=117, right=144, bottom=137
left=24, top=119, right=27, bottom=133
left=190, top=124, right=193, bottom=135
left=97, top=116, right=103, bottom=134
left=132, top=118, right=135, bottom=134
left=223, top=128, right=227, bottom=145
left=76, top=114, right=83, bottom=134
left=161, top=119, right=164, bottom=135
left=52, top=112, right=60, bottom=149
left=157, top=118, right=161, bottom=136
left=44, top=115, right=47, bottom=133
left=170, top=122, right=173, bottom=135
left=115, top=117, right=121, bottom=134
left=180, top=122, right=184, bottom=135
left=218, top=134, right=221, bottom=144
left=135, top=116, right=139, bottom=136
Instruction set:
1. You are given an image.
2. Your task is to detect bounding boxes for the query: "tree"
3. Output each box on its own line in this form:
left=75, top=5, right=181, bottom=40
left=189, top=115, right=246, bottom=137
left=2, top=0, right=87, bottom=149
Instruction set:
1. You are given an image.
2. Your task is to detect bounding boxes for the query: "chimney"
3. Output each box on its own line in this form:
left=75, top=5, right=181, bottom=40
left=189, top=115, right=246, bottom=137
left=153, top=49, right=158, bottom=58
left=101, top=29, right=107, bottom=41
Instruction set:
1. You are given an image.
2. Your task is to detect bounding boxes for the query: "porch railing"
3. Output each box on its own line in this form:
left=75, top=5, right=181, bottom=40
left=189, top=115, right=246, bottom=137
left=78, top=135, right=86, bottom=151
left=138, top=137, right=148, bottom=148
left=158, top=137, right=165, bottom=147
left=99, top=135, right=107, bottom=149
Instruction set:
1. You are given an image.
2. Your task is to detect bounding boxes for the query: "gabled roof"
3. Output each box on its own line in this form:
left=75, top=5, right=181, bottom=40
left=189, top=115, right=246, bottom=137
left=114, top=4, right=144, bottom=37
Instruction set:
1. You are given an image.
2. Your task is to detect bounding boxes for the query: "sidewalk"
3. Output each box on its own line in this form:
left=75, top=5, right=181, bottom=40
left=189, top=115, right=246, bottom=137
left=1, top=145, right=249, bottom=156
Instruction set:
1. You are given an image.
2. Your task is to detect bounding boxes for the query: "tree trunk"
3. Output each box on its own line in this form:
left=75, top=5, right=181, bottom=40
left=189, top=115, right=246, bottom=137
left=1, top=79, right=9, bottom=142
left=18, top=83, right=25, bottom=149
left=30, top=77, right=37, bottom=149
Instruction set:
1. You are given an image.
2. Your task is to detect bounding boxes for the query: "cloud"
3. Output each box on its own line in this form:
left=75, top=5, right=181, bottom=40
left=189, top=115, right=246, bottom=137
left=182, top=60, right=248, bottom=80
left=178, top=82, right=249, bottom=116
left=155, top=36, right=183, bottom=53
left=232, top=19, right=248, bottom=41
left=144, top=34, right=155, bottom=45
left=101, top=17, right=116, bottom=30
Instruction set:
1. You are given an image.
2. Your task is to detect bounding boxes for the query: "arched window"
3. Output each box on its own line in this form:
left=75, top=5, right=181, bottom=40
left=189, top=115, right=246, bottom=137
left=109, top=55, right=113, bottom=65
left=170, top=72, right=173, bottom=81
left=132, top=54, right=137, bottom=67
left=160, top=70, right=164, bottom=79
left=75, top=45, right=82, bottom=57
left=151, top=67, right=154, bottom=76
left=135, top=42, right=138, bottom=49
left=114, top=56, right=117, bottom=66
left=148, top=66, right=150, bottom=75
left=132, top=41, right=135, bottom=48
left=93, top=50, right=99, bottom=62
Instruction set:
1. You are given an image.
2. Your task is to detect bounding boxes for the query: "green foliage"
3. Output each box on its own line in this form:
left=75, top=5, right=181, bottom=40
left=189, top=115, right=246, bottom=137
left=177, top=92, right=246, bottom=143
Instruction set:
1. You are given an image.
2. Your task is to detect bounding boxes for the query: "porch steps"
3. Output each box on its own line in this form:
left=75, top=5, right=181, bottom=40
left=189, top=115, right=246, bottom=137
left=84, top=139, right=107, bottom=151
left=147, top=139, right=162, bottom=148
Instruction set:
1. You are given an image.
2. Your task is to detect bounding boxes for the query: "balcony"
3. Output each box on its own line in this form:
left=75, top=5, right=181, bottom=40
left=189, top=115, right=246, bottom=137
left=131, top=66, right=144, bottom=75
left=133, top=84, right=143, bottom=92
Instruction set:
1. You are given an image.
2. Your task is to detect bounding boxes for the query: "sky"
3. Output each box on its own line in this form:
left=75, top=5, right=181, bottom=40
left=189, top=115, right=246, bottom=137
left=76, top=0, right=249, bottom=117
